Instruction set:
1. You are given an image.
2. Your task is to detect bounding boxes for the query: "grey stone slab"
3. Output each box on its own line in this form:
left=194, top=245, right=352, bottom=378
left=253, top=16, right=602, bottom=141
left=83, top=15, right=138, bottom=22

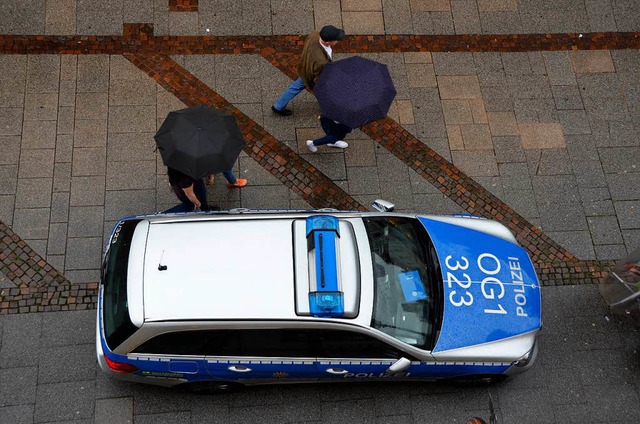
left=595, top=244, right=629, bottom=260
left=0, top=78, right=25, bottom=109
left=501, top=52, right=533, bottom=75
left=537, top=149, right=574, bottom=175
left=450, top=0, right=481, bottom=34
left=38, top=344, right=96, bottom=384
left=538, top=201, right=588, bottom=231
left=68, top=206, right=104, bottom=238
left=40, top=311, right=96, bottom=348
left=585, top=0, right=618, bottom=31
left=573, top=159, right=608, bottom=188
left=53, top=162, right=71, bottom=193
left=50, top=191, right=70, bottom=222
left=551, top=85, right=584, bottom=110
left=76, top=0, right=122, bottom=35
left=72, top=147, right=107, bottom=176
left=19, top=148, right=55, bottom=178
left=235, top=156, right=281, bottom=187
left=584, top=96, right=630, bottom=122
left=542, top=51, right=577, bottom=86
left=374, top=151, right=412, bottom=183
left=577, top=73, right=622, bottom=99
left=168, top=10, right=198, bottom=36
left=15, top=178, right=52, bottom=208
left=579, top=186, right=616, bottom=216
left=215, top=78, right=264, bottom=104
left=215, top=54, right=270, bottom=81
left=74, top=119, right=108, bottom=147
left=0, top=195, right=15, bottom=224
left=344, top=166, right=380, bottom=195
left=501, top=189, right=540, bottom=221
left=65, top=269, right=101, bottom=284
left=106, top=160, right=156, bottom=190
left=26, top=55, right=60, bottom=94
left=135, top=412, right=192, bottom=424
left=614, top=200, right=640, bottom=229
left=0, top=165, right=17, bottom=195
left=0, top=405, right=34, bottom=424
left=21, top=119, right=56, bottom=149
left=104, top=189, right=157, bottom=221
left=532, top=175, right=581, bottom=204
left=12, top=208, right=50, bottom=240
left=58, top=80, right=76, bottom=107
left=381, top=0, right=413, bottom=34
left=108, top=105, right=156, bottom=133
left=109, top=79, right=156, bottom=107
left=46, top=254, right=65, bottom=272
left=607, top=120, right=639, bottom=147
left=0, top=136, right=21, bottom=165
left=23, top=93, right=58, bottom=121
left=64, top=237, right=103, bottom=270
left=507, top=74, right=552, bottom=99
left=272, top=10, right=314, bottom=35
left=0, top=108, right=24, bottom=136
left=0, top=314, right=42, bottom=368
left=611, top=0, right=640, bottom=31
left=411, top=11, right=436, bottom=34
left=25, top=239, right=48, bottom=259
left=622, top=228, right=640, bottom=250
left=606, top=173, right=640, bottom=201
left=587, top=215, right=624, bottom=245
left=76, top=55, right=110, bottom=92
left=558, top=109, right=592, bottom=135
left=0, top=366, right=37, bottom=406
left=451, top=150, right=499, bottom=177
left=598, top=147, right=639, bottom=174
left=57, top=106, right=75, bottom=135
left=430, top=11, right=456, bottom=34
left=95, top=397, right=133, bottom=424
left=34, top=380, right=95, bottom=423
left=479, top=11, right=523, bottom=34
left=546, top=230, right=596, bottom=260
left=55, top=134, right=73, bottom=164
left=47, top=222, right=68, bottom=255
left=432, top=52, right=476, bottom=75
left=74, top=92, right=108, bottom=120
left=498, top=163, right=533, bottom=190
left=238, top=184, right=294, bottom=209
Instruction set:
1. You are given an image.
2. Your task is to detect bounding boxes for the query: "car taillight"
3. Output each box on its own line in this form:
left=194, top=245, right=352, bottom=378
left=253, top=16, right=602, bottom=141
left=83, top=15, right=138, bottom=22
left=105, top=356, right=139, bottom=373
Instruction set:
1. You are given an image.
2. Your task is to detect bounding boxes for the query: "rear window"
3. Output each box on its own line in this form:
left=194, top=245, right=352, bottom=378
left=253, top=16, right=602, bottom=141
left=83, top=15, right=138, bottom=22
left=102, top=219, right=141, bottom=350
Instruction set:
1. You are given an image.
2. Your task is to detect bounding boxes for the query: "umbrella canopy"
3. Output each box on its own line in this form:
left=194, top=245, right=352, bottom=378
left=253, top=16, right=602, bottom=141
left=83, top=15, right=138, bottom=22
left=154, top=104, right=246, bottom=179
left=314, top=56, right=397, bottom=128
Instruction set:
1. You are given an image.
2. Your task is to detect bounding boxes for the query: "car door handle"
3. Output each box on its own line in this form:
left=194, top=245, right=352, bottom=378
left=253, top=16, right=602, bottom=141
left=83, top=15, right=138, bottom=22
left=228, top=365, right=252, bottom=373
left=325, top=367, right=349, bottom=375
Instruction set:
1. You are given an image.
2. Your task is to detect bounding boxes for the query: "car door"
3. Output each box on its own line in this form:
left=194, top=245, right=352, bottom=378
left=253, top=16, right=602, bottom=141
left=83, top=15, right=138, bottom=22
left=314, top=329, right=414, bottom=382
left=203, top=328, right=320, bottom=384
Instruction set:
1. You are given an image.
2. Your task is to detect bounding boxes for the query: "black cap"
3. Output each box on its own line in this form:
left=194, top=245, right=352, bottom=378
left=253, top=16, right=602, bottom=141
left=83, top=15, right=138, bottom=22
left=319, top=25, right=345, bottom=42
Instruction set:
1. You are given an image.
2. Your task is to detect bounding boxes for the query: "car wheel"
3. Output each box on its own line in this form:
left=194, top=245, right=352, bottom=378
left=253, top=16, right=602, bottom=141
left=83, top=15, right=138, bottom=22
left=182, top=381, right=244, bottom=394
left=449, top=374, right=506, bottom=385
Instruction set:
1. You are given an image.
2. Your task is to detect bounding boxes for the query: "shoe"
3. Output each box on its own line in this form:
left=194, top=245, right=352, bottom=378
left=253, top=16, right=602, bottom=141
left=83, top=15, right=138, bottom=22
left=205, top=175, right=215, bottom=186
left=327, top=140, right=348, bottom=149
left=226, top=178, right=248, bottom=188
left=306, top=140, right=318, bottom=153
left=271, top=105, right=292, bottom=116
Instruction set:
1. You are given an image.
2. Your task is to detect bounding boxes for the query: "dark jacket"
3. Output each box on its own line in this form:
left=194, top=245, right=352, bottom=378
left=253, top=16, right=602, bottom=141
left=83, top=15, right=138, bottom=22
left=297, top=31, right=331, bottom=89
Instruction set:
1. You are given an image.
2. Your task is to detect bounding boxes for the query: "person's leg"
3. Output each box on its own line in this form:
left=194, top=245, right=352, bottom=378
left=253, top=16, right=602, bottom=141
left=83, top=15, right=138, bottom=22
left=163, top=203, right=192, bottom=213
left=313, top=134, right=341, bottom=146
left=222, top=170, right=236, bottom=184
left=194, top=179, right=208, bottom=209
left=273, top=77, right=305, bottom=111
left=223, top=170, right=248, bottom=188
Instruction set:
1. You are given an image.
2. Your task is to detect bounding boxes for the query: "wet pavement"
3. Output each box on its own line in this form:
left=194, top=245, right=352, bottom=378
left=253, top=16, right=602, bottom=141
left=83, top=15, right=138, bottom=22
left=0, top=1, right=639, bottom=423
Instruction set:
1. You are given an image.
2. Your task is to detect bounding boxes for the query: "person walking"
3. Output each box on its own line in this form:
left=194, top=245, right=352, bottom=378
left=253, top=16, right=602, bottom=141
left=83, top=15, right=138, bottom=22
left=271, top=25, right=346, bottom=116
left=205, top=170, right=248, bottom=188
left=305, top=115, right=351, bottom=152
left=164, top=167, right=209, bottom=213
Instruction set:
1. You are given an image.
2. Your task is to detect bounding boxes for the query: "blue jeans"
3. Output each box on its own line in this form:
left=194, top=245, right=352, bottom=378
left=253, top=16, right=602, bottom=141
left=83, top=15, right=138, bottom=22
left=164, top=178, right=208, bottom=213
left=313, top=116, right=351, bottom=146
left=222, top=170, right=237, bottom=184
left=273, top=77, right=306, bottom=110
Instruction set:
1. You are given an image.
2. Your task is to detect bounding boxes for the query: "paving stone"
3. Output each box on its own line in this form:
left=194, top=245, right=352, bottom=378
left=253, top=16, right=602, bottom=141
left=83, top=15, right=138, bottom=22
left=570, top=50, right=616, bottom=74
left=0, top=366, right=37, bottom=406
left=74, top=92, right=108, bottom=120
left=381, top=0, right=412, bottom=33
left=460, top=123, right=492, bottom=149
left=18, top=149, right=55, bottom=178
left=64, top=237, right=102, bottom=270
left=622, top=228, right=640, bottom=251
left=21, top=120, right=56, bottom=149
left=23, top=93, right=58, bottom=121
left=108, top=79, right=156, bottom=107
left=410, top=0, right=451, bottom=12
left=441, top=99, right=473, bottom=124
left=587, top=215, right=624, bottom=245
left=432, top=52, right=475, bottom=75
left=52, top=162, right=71, bottom=193
left=34, top=380, right=95, bottom=422
left=0, top=405, right=34, bottom=424
left=584, top=96, right=630, bottom=122
left=405, top=63, right=437, bottom=88
left=551, top=85, right=584, bottom=110
left=498, top=162, right=532, bottom=190
left=0, top=314, right=42, bottom=368
left=38, top=344, right=96, bottom=384
left=108, top=105, right=156, bottom=133
left=47, top=222, right=67, bottom=256
left=76, top=55, right=110, bottom=92
left=26, top=55, right=59, bottom=94
left=58, top=80, right=76, bottom=108
left=579, top=187, right=615, bottom=216
left=558, top=109, right=591, bottom=135
left=69, top=176, right=105, bottom=206
left=12, top=208, right=50, bottom=240
left=450, top=0, right=481, bottom=33
left=594, top=243, right=629, bottom=260
left=519, top=123, right=565, bottom=149
left=106, top=160, right=156, bottom=190
left=468, top=99, right=488, bottom=124
left=313, top=0, right=344, bottom=29
left=546, top=230, right=596, bottom=260
left=0, top=136, right=21, bottom=165
left=0, top=165, right=17, bottom=195
left=446, top=125, right=463, bottom=150
left=614, top=200, right=640, bottom=229
left=76, top=0, right=122, bottom=35
left=57, top=106, right=75, bottom=135
left=598, top=147, right=639, bottom=174
left=532, top=174, right=581, bottom=204
left=72, top=147, right=107, bottom=177
left=607, top=173, right=640, bottom=201
left=74, top=119, right=108, bottom=148
left=493, top=136, right=526, bottom=163
left=50, top=191, right=70, bottom=222
left=573, top=159, right=608, bottom=188
left=508, top=74, right=552, bottom=99
left=95, top=397, right=133, bottom=424
left=0, top=195, right=15, bottom=224
left=487, top=111, right=518, bottom=136
left=451, top=150, right=498, bottom=176
left=437, top=75, right=481, bottom=99
left=15, top=178, right=52, bottom=209
left=538, top=201, right=588, bottom=231
left=45, top=0, right=76, bottom=35
left=104, top=189, right=157, bottom=220
left=67, top=206, right=104, bottom=238
left=584, top=0, right=618, bottom=32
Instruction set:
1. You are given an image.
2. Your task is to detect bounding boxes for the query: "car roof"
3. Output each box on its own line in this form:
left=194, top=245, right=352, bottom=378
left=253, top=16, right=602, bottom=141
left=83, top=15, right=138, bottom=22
left=125, top=212, right=375, bottom=327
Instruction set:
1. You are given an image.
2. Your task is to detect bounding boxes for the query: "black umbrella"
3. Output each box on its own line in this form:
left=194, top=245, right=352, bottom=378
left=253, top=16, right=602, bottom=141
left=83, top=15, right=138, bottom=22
left=154, top=104, right=246, bottom=179
left=314, top=56, right=397, bottom=128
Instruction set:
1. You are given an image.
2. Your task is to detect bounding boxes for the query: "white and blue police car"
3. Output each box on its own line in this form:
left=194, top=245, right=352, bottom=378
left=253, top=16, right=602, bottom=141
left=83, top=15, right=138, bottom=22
left=97, top=201, right=541, bottom=392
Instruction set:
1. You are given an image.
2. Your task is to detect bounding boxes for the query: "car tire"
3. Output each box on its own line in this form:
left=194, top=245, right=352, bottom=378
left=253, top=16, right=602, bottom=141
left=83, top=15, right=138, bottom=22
left=181, top=381, right=244, bottom=394
left=449, top=374, right=506, bottom=385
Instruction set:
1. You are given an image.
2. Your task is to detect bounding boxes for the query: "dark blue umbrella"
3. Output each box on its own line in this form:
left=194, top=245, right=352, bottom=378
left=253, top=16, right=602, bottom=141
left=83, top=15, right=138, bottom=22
left=314, top=56, right=397, bottom=128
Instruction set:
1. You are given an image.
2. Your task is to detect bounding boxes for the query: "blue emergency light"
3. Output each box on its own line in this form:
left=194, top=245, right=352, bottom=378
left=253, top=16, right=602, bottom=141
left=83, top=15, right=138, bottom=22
left=306, top=216, right=344, bottom=317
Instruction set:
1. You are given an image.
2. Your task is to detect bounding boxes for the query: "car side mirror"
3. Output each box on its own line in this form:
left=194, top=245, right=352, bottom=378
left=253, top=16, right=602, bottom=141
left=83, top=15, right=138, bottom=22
left=386, top=357, right=411, bottom=374
left=372, top=199, right=395, bottom=212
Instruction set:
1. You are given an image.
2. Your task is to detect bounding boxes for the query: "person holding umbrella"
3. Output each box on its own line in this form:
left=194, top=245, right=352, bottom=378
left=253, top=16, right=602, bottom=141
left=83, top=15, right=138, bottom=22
left=165, top=167, right=209, bottom=212
left=305, top=116, right=350, bottom=152
left=271, top=25, right=346, bottom=116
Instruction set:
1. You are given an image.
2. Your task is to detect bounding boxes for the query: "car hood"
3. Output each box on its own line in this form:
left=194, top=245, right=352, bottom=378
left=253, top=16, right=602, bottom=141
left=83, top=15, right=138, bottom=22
left=418, top=217, right=542, bottom=353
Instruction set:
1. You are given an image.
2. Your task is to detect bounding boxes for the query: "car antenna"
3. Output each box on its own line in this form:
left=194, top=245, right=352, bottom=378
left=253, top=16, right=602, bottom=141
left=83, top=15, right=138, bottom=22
left=158, top=250, right=167, bottom=271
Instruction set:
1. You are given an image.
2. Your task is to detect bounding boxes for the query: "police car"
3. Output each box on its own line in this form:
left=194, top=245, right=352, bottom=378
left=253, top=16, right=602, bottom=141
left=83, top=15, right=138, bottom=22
left=96, top=201, right=541, bottom=392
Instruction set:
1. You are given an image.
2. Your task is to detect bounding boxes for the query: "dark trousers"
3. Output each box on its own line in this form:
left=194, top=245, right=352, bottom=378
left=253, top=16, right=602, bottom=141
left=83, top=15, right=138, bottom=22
left=165, top=179, right=208, bottom=213
left=313, top=116, right=352, bottom=146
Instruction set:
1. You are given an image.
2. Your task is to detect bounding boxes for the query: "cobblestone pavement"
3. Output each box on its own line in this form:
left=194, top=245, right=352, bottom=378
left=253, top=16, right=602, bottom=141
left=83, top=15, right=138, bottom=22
left=0, top=1, right=639, bottom=423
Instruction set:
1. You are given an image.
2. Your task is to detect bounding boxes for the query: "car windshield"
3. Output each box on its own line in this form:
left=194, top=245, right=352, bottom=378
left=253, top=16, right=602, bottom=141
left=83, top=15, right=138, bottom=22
left=363, top=216, right=442, bottom=350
